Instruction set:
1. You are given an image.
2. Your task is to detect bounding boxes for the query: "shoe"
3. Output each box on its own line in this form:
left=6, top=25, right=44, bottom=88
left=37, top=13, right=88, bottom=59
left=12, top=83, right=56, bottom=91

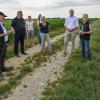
left=63, top=52, right=67, bottom=57
left=1, top=68, right=9, bottom=72
left=15, top=54, right=20, bottom=57
left=21, top=52, right=27, bottom=55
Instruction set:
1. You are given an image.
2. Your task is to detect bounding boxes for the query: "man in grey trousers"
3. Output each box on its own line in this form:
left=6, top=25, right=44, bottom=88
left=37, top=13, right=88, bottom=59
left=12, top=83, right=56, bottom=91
left=64, top=9, right=79, bottom=56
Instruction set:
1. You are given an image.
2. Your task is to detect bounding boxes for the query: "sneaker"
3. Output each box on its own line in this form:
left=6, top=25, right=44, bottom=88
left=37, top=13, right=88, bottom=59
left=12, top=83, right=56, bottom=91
left=63, top=52, right=67, bottom=57
left=15, top=54, right=20, bottom=57
left=21, top=52, right=27, bottom=55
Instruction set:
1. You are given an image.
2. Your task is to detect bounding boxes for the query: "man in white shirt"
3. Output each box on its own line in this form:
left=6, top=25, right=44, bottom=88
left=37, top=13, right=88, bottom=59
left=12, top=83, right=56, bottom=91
left=26, top=16, right=34, bottom=43
left=64, top=9, right=79, bottom=56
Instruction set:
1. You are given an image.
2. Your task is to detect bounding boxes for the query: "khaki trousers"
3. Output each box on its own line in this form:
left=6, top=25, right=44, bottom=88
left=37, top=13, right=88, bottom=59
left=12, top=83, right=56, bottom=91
left=64, top=30, right=76, bottom=53
left=41, top=33, right=52, bottom=51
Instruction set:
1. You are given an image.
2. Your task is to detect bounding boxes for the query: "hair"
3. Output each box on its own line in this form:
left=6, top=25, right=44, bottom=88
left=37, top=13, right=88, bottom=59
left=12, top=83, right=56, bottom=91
left=69, top=9, right=74, bottom=12
left=83, top=14, right=88, bottom=17
left=17, top=11, right=22, bottom=14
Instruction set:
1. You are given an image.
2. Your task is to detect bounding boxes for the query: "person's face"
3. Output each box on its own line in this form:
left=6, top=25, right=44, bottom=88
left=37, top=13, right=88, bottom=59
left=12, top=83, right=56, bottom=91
left=82, top=15, right=88, bottom=22
left=17, top=12, right=23, bottom=19
left=69, top=10, right=74, bottom=16
left=28, top=17, right=32, bottom=21
left=0, top=15, right=5, bottom=22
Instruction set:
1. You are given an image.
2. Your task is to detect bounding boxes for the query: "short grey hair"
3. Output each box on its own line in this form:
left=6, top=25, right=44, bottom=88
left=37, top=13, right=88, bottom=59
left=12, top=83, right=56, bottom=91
left=83, top=14, right=88, bottom=17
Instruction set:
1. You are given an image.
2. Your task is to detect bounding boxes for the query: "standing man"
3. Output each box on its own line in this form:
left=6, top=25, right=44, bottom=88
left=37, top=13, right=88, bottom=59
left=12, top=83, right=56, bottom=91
left=0, top=12, right=8, bottom=75
left=64, top=9, right=79, bottom=56
left=26, top=16, right=34, bottom=43
left=11, top=11, right=27, bottom=57
left=80, top=14, right=92, bottom=61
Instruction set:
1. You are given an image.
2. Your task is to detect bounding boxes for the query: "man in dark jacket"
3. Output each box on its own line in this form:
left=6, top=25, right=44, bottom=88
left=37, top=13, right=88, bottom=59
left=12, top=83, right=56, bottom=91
left=11, top=11, right=27, bottom=57
left=0, top=12, right=8, bottom=75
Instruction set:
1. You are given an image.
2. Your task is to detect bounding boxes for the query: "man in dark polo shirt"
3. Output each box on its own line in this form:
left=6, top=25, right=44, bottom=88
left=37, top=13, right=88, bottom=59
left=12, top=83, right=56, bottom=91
left=0, top=12, right=8, bottom=75
left=80, top=14, right=92, bottom=61
left=11, top=11, right=27, bottom=57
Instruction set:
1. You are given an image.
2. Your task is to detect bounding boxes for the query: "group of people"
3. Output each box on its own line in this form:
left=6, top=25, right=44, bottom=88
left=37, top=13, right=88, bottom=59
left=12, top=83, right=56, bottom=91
left=0, top=9, right=92, bottom=76
left=63, top=9, right=92, bottom=60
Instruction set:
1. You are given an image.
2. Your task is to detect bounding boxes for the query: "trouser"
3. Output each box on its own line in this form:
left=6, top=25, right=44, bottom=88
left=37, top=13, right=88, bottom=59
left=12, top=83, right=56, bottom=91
left=80, top=38, right=91, bottom=60
left=27, top=30, right=34, bottom=39
left=14, top=34, right=25, bottom=55
left=64, top=30, right=76, bottom=53
left=0, top=44, right=7, bottom=72
left=38, top=31, right=42, bottom=44
left=41, top=33, right=52, bottom=51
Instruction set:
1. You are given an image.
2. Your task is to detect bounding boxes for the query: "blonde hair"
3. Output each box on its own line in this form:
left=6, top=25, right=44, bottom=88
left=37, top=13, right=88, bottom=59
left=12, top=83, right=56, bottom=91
left=41, top=16, right=46, bottom=23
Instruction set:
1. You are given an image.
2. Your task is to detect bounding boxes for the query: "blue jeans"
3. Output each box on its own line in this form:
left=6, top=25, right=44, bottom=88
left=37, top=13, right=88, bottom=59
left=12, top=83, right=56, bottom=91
left=38, top=31, right=42, bottom=44
left=80, top=39, right=91, bottom=60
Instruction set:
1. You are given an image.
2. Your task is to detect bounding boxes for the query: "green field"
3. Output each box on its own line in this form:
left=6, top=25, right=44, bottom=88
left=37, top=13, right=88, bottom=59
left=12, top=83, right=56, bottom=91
left=41, top=20, right=100, bottom=100
left=1, top=18, right=99, bottom=99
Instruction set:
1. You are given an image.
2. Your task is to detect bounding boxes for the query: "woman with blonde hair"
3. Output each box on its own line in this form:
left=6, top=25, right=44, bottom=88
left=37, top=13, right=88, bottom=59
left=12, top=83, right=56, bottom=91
left=39, top=16, right=52, bottom=52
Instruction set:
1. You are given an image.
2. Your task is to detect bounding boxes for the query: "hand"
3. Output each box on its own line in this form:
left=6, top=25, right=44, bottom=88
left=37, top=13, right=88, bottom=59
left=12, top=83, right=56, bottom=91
left=67, top=28, right=75, bottom=32
left=11, top=28, right=15, bottom=34
left=80, top=32, right=85, bottom=35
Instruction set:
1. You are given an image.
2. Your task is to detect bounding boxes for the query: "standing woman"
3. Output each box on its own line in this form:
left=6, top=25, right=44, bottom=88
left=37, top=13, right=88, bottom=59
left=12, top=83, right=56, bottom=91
left=0, top=12, right=8, bottom=75
left=37, top=14, right=42, bottom=44
left=39, top=16, right=52, bottom=52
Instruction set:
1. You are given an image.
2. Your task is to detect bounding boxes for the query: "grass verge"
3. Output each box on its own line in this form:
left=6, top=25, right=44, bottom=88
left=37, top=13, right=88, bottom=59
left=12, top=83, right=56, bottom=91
left=0, top=35, right=64, bottom=99
left=41, top=20, right=100, bottom=100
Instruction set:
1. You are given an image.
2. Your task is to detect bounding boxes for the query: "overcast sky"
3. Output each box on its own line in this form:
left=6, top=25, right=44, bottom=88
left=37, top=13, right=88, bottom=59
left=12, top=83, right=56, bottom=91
left=0, top=0, right=100, bottom=18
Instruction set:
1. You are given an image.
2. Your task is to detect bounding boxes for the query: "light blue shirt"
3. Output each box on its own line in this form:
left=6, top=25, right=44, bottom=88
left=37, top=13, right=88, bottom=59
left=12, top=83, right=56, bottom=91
left=65, top=16, right=79, bottom=29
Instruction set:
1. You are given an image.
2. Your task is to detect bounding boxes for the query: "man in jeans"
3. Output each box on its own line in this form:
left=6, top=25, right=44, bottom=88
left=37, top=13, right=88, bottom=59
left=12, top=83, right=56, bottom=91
left=80, top=14, right=92, bottom=60
left=64, top=9, right=79, bottom=56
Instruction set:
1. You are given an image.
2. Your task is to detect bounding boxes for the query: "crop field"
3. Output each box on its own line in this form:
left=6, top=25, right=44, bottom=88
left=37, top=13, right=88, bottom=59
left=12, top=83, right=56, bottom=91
left=0, top=18, right=100, bottom=100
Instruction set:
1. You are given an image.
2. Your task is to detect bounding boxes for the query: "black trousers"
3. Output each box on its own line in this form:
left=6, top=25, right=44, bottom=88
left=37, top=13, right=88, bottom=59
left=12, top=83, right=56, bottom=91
left=0, top=44, right=7, bottom=72
left=14, top=33, right=25, bottom=55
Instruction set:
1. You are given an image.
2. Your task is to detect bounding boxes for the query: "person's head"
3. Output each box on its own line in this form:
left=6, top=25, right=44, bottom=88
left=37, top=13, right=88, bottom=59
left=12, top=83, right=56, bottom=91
left=41, top=16, right=46, bottom=23
left=69, top=9, right=74, bottom=16
left=0, top=12, right=7, bottom=22
left=28, top=16, right=32, bottom=21
left=82, top=14, right=89, bottom=23
left=17, top=11, right=23, bottom=19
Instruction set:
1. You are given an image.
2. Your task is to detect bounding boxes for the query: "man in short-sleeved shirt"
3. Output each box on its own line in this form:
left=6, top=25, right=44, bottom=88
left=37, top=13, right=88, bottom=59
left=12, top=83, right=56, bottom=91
left=11, top=11, right=27, bottom=57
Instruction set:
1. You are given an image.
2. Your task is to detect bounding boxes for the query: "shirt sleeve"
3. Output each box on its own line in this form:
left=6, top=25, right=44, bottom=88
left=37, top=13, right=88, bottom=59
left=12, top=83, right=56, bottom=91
left=76, top=18, right=79, bottom=27
left=11, top=19, right=16, bottom=28
left=64, top=18, right=67, bottom=28
left=89, top=23, right=92, bottom=30
left=0, top=24, right=4, bottom=34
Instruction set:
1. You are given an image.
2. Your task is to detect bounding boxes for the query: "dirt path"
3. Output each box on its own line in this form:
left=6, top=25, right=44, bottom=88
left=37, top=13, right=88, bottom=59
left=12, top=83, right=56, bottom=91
left=6, top=36, right=79, bottom=100
left=6, top=34, right=64, bottom=69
